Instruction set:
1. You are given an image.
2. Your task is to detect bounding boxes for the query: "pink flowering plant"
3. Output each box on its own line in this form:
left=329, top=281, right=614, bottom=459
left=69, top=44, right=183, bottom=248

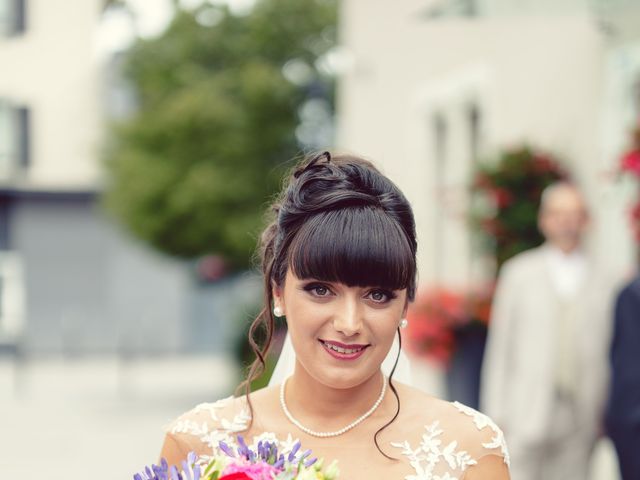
left=133, top=435, right=339, bottom=480
left=620, top=121, right=640, bottom=243
left=404, top=285, right=494, bottom=366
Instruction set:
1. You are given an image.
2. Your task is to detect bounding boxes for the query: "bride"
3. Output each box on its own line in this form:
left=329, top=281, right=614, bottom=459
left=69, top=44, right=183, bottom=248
left=160, top=152, right=510, bottom=479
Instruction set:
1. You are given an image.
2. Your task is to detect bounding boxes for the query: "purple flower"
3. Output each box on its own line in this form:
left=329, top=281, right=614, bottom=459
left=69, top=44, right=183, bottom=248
left=133, top=458, right=170, bottom=480
left=133, top=454, right=201, bottom=480
left=236, top=435, right=257, bottom=462
left=181, top=455, right=201, bottom=480
left=169, top=466, right=182, bottom=480
left=219, top=441, right=236, bottom=457
left=287, top=441, right=301, bottom=462
left=300, top=449, right=312, bottom=460
left=273, top=456, right=285, bottom=469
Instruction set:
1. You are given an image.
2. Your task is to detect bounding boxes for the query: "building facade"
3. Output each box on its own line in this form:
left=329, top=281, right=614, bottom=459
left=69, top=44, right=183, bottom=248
left=337, top=0, right=640, bottom=286
left=0, top=0, right=203, bottom=356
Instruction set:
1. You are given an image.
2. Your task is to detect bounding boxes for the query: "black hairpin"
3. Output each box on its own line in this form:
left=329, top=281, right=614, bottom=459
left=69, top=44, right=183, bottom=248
left=309, top=151, right=331, bottom=165
left=294, top=151, right=331, bottom=178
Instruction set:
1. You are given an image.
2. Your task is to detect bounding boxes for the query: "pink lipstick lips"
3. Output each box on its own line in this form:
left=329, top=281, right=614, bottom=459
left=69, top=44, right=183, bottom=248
left=319, top=339, right=369, bottom=360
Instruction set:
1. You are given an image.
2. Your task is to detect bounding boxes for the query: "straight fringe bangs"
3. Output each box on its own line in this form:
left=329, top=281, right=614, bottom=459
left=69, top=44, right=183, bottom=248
left=288, top=206, right=415, bottom=293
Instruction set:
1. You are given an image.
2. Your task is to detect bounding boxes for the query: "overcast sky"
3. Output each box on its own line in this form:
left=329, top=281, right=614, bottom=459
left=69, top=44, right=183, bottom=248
left=95, top=0, right=256, bottom=59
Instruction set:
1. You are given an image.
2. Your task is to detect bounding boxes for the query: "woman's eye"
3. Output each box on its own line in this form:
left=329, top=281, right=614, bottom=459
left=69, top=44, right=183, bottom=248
left=368, top=290, right=391, bottom=303
left=304, top=283, right=332, bottom=297
left=314, top=286, right=329, bottom=296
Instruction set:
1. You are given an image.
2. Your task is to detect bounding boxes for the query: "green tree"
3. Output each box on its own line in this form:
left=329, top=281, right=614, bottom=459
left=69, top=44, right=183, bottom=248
left=103, top=0, right=337, bottom=267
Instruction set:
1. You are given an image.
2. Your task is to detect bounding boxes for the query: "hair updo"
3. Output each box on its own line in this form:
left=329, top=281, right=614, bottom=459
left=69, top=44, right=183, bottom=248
left=241, top=152, right=418, bottom=457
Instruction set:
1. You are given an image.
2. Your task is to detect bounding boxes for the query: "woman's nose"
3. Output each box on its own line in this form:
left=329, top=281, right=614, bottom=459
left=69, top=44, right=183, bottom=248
left=332, top=298, right=363, bottom=337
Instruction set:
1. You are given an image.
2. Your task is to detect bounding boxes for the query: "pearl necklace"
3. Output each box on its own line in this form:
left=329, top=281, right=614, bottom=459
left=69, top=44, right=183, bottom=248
left=279, top=376, right=387, bottom=438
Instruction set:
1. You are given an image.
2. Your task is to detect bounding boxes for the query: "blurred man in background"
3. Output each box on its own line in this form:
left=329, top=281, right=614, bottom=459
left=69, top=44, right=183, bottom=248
left=606, top=275, right=640, bottom=480
left=481, top=182, right=615, bottom=480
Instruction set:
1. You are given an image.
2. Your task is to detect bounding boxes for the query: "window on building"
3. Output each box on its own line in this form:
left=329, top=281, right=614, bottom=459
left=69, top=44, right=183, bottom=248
left=0, top=104, right=12, bottom=174
left=633, top=74, right=640, bottom=116
left=424, top=0, right=477, bottom=18
left=0, top=0, right=26, bottom=37
left=0, top=201, right=9, bottom=250
left=434, top=113, right=448, bottom=165
left=15, top=106, right=30, bottom=168
left=0, top=253, right=25, bottom=343
left=0, top=278, right=3, bottom=324
left=468, top=102, right=481, bottom=165
left=432, top=112, right=448, bottom=280
left=0, top=101, right=31, bottom=178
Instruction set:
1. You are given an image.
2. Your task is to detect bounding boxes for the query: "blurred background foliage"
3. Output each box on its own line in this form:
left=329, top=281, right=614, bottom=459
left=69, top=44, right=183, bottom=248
left=103, top=0, right=337, bottom=268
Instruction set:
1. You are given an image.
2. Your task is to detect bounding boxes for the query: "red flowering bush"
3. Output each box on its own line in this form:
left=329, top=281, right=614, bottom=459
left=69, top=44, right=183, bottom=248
left=620, top=123, right=640, bottom=243
left=405, top=285, right=494, bottom=366
left=471, top=146, right=569, bottom=268
left=408, top=147, right=567, bottom=367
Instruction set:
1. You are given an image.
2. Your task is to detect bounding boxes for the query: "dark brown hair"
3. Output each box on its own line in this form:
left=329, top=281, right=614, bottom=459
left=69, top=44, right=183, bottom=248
left=239, top=151, right=418, bottom=457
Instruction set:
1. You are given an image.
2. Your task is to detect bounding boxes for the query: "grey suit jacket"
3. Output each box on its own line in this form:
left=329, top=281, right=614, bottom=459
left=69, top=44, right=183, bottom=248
left=480, top=245, right=616, bottom=445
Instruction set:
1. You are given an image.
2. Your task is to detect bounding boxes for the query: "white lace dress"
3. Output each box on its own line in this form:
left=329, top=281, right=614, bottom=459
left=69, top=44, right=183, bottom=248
left=165, top=395, right=510, bottom=480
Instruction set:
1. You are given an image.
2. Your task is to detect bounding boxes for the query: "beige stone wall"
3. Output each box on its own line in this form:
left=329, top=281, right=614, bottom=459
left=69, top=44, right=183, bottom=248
left=0, top=0, right=104, bottom=189
left=337, top=0, right=638, bottom=285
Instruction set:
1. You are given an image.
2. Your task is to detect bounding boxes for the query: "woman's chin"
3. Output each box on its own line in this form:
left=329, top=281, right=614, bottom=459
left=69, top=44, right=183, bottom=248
left=306, top=354, right=383, bottom=389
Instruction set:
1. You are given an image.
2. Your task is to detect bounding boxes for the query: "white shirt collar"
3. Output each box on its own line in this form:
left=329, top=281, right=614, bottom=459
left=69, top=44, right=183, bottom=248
left=543, top=243, right=588, bottom=299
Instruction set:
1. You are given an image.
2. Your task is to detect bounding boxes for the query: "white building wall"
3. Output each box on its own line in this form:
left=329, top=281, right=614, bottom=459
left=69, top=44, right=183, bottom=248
left=599, top=42, right=640, bottom=277
left=337, top=0, right=637, bottom=285
left=0, top=0, right=104, bottom=188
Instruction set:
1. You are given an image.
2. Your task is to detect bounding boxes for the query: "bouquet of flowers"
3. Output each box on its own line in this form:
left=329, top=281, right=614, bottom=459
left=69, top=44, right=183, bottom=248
left=133, top=435, right=339, bottom=480
left=404, top=285, right=494, bottom=366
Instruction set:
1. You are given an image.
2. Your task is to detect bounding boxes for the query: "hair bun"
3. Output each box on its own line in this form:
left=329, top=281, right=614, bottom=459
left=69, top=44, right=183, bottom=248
left=283, top=153, right=385, bottom=220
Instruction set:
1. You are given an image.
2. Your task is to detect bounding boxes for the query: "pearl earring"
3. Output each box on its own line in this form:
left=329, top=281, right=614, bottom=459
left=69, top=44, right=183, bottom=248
left=273, top=306, right=284, bottom=317
left=399, top=318, right=408, bottom=329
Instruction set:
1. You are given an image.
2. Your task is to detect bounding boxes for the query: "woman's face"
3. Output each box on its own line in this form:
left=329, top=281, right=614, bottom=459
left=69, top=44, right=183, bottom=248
left=273, top=269, right=407, bottom=389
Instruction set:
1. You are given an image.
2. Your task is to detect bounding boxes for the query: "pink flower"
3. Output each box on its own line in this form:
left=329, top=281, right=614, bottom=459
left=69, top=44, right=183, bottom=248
left=491, top=187, right=514, bottom=208
left=631, top=201, right=640, bottom=220
left=473, top=173, right=493, bottom=189
left=629, top=201, right=640, bottom=245
left=222, top=461, right=280, bottom=480
left=480, top=218, right=505, bottom=237
left=621, top=150, right=640, bottom=177
left=532, top=154, right=553, bottom=173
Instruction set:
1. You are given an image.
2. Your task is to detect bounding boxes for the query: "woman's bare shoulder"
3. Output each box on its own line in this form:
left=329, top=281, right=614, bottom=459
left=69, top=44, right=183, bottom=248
left=393, top=380, right=452, bottom=419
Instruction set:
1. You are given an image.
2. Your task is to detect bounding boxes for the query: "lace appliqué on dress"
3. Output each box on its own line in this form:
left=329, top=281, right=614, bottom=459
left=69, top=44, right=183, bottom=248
left=391, top=420, right=477, bottom=480
left=168, top=397, right=508, bottom=480
left=452, top=402, right=510, bottom=467
left=390, top=403, right=510, bottom=480
left=167, top=399, right=305, bottom=467
left=167, top=396, right=252, bottom=451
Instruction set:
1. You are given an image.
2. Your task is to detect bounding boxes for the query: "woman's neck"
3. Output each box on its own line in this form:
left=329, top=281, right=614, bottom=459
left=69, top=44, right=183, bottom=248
left=284, top=365, right=386, bottom=427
